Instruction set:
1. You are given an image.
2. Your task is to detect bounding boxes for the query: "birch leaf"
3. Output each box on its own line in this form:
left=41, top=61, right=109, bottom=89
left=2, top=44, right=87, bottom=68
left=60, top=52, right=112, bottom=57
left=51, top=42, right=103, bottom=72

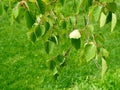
left=111, top=13, right=117, bottom=32
left=101, top=58, right=107, bottom=78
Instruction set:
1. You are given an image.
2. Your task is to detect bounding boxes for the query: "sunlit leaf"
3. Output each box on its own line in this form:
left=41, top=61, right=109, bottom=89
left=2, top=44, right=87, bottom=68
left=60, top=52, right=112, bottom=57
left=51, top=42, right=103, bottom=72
left=111, top=13, right=117, bottom=32
left=84, top=42, right=97, bottom=62
left=93, top=6, right=102, bottom=22
left=69, top=30, right=81, bottom=39
left=53, top=67, right=58, bottom=75
left=87, top=24, right=94, bottom=34
left=70, top=16, right=76, bottom=26
left=100, top=12, right=107, bottom=28
left=101, top=48, right=109, bottom=59
left=101, top=57, right=107, bottom=78
left=12, top=2, right=20, bottom=18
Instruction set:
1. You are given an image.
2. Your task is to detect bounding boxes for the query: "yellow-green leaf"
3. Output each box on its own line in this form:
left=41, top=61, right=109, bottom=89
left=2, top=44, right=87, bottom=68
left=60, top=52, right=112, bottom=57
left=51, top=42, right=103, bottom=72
left=111, top=13, right=117, bottom=32
left=100, top=12, right=107, bottom=28
left=84, top=42, right=97, bottom=62
left=101, top=58, right=107, bottom=78
left=101, top=48, right=109, bottom=58
left=12, top=2, right=20, bottom=18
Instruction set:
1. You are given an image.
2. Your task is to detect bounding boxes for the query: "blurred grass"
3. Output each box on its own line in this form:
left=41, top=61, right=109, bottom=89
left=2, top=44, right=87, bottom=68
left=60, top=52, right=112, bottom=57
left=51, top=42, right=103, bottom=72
left=0, top=11, right=120, bottom=89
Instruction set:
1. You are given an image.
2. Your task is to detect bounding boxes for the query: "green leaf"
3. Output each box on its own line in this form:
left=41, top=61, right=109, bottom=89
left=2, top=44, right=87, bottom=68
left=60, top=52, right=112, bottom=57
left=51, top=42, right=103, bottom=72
left=25, top=11, right=35, bottom=29
left=0, top=2, right=3, bottom=16
left=60, top=20, right=67, bottom=29
left=53, top=67, right=58, bottom=75
left=36, top=0, right=46, bottom=14
left=27, top=31, right=36, bottom=43
left=93, top=6, right=102, bottom=22
left=35, top=25, right=42, bottom=38
left=106, top=11, right=112, bottom=24
left=106, top=2, right=117, bottom=13
left=45, top=40, right=55, bottom=54
left=81, top=0, right=93, bottom=11
left=71, top=38, right=81, bottom=50
left=111, top=13, right=117, bottom=32
left=87, top=24, right=94, bottom=34
left=35, top=25, right=45, bottom=38
left=70, top=16, right=76, bottom=25
left=101, top=48, right=109, bottom=58
left=45, top=21, right=50, bottom=33
left=56, top=55, right=65, bottom=66
left=59, top=0, right=65, bottom=6
left=84, top=42, right=97, bottom=62
left=47, top=60, right=56, bottom=70
left=12, top=2, right=20, bottom=18
left=100, top=12, right=107, bottom=28
left=101, top=57, right=107, bottom=78
left=49, top=34, right=58, bottom=45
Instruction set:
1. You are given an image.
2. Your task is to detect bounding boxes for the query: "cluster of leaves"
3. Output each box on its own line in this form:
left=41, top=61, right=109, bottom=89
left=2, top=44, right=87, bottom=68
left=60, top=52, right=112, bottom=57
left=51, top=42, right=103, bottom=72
left=0, top=0, right=118, bottom=78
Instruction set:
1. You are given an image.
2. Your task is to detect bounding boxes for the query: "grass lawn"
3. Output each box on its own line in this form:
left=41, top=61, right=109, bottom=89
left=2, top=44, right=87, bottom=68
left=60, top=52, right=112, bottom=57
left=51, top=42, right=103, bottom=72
left=0, top=11, right=120, bottom=89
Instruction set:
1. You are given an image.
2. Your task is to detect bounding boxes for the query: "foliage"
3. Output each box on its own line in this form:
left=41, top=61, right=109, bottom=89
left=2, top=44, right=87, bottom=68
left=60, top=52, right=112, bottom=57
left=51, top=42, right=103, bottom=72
left=0, top=0, right=120, bottom=89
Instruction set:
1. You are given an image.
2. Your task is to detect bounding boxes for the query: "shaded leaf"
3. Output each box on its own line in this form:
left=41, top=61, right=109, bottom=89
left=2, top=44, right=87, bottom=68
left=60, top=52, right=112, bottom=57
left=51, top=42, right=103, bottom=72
left=35, top=25, right=42, bottom=38
left=59, top=0, right=65, bottom=6
left=81, top=0, right=93, bottom=11
left=45, top=40, right=55, bottom=54
left=27, top=31, right=36, bottom=43
left=44, top=21, right=50, bottom=34
left=56, top=55, right=65, bottom=66
left=25, top=11, right=35, bottom=29
left=47, top=60, right=56, bottom=70
left=106, top=2, right=117, bottom=13
left=71, top=38, right=81, bottom=50
left=106, top=11, right=112, bottom=24
left=60, top=20, right=67, bottom=29
left=49, top=34, right=58, bottom=45
left=36, top=0, right=46, bottom=14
